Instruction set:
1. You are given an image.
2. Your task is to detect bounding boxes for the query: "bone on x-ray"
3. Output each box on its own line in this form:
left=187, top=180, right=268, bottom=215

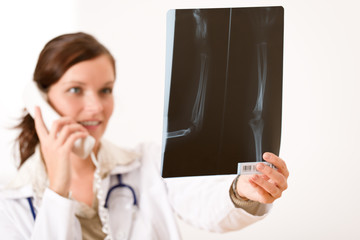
left=162, top=6, right=284, bottom=178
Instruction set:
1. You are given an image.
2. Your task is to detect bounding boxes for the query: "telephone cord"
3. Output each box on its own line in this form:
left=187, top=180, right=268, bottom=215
left=91, top=152, right=113, bottom=240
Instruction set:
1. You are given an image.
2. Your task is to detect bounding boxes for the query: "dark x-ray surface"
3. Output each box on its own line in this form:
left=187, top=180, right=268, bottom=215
left=162, top=6, right=284, bottom=178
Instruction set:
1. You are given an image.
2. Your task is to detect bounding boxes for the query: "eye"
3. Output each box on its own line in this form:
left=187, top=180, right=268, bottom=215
left=100, top=87, right=113, bottom=94
left=68, top=87, right=81, bottom=94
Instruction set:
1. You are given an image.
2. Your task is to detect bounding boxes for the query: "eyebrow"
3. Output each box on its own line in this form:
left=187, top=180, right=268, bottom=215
left=63, top=80, right=115, bottom=86
left=63, top=81, right=86, bottom=86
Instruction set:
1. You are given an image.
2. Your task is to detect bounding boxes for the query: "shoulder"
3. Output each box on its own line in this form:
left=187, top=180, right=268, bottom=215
left=100, top=140, right=161, bottom=168
left=135, top=142, right=161, bottom=160
left=100, top=139, right=140, bottom=164
left=134, top=142, right=162, bottom=172
left=98, top=140, right=162, bottom=178
left=4, top=146, right=47, bottom=193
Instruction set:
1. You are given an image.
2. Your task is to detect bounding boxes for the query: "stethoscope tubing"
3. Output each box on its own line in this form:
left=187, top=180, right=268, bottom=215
left=27, top=174, right=137, bottom=221
left=105, top=174, right=137, bottom=208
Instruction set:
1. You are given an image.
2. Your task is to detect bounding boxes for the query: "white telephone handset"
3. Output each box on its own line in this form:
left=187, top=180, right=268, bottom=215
left=23, top=81, right=96, bottom=159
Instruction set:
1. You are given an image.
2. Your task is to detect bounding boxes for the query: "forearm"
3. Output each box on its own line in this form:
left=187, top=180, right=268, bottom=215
left=165, top=175, right=271, bottom=233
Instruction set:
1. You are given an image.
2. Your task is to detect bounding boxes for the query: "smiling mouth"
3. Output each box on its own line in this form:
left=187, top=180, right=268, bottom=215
left=79, top=121, right=101, bottom=126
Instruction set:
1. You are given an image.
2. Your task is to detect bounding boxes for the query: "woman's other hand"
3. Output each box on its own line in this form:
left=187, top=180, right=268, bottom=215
left=34, top=106, right=89, bottom=197
left=236, top=152, right=289, bottom=204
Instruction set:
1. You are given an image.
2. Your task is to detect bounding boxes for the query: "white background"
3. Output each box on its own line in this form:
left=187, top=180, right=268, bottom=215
left=1, top=0, right=360, bottom=239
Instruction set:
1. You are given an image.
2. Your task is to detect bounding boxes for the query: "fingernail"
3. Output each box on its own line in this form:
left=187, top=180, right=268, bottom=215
left=263, top=152, right=271, bottom=160
left=257, top=163, right=265, bottom=171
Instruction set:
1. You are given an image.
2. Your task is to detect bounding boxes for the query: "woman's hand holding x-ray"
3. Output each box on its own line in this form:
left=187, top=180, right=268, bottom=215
left=236, top=153, right=289, bottom=204
left=34, top=107, right=89, bottom=197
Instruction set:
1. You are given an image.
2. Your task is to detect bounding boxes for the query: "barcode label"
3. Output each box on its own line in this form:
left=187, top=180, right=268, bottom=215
left=237, top=162, right=275, bottom=175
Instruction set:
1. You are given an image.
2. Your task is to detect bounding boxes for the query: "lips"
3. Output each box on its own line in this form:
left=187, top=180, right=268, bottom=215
left=79, top=121, right=101, bottom=126
left=78, top=121, right=102, bottom=130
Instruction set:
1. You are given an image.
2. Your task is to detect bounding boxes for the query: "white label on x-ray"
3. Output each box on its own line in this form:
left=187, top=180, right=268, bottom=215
left=237, top=162, right=276, bottom=175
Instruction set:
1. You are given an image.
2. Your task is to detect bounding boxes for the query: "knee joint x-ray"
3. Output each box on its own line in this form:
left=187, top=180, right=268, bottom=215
left=162, top=6, right=284, bottom=178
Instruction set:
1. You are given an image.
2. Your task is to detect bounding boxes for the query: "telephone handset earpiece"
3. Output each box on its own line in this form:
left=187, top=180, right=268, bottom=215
left=23, top=81, right=95, bottom=159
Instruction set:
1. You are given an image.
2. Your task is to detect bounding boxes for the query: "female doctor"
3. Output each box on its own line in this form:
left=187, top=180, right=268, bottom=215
left=0, top=32, right=289, bottom=240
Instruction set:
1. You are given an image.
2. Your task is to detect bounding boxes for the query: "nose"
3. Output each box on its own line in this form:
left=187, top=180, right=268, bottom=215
left=84, top=91, right=104, bottom=114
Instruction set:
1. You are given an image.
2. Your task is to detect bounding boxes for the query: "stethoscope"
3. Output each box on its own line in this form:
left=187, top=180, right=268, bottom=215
left=26, top=173, right=138, bottom=221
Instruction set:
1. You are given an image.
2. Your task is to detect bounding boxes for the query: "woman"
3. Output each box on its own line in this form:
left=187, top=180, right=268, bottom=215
left=0, top=32, right=289, bottom=240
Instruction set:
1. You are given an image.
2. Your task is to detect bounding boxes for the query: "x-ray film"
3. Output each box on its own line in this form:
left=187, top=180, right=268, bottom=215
left=162, top=6, right=284, bottom=178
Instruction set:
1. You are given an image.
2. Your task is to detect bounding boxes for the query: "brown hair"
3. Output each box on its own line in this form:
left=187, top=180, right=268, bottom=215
left=15, top=32, right=115, bottom=167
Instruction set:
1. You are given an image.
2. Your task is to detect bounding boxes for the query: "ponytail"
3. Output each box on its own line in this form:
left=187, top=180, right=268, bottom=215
left=15, top=111, right=39, bottom=167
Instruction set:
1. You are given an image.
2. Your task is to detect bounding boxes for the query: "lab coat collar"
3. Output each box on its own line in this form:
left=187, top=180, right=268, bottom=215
left=96, top=139, right=141, bottom=178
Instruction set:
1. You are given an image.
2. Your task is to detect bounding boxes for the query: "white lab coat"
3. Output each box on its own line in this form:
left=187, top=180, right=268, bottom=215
left=0, top=140, right=271, bottom=240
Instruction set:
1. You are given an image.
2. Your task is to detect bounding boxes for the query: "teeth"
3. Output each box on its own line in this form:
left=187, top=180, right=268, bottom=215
left=80, top=121, right=100, bottom=126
